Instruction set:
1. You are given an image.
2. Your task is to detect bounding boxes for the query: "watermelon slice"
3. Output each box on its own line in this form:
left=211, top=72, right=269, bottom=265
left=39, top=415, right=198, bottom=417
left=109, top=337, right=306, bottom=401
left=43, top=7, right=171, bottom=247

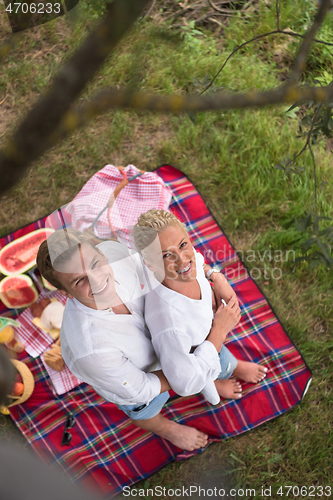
left=0, top=275, right=39, bottom=309
left=41, top=275, right=57, bottom=292
left=0, top=228, right=54, bottom=276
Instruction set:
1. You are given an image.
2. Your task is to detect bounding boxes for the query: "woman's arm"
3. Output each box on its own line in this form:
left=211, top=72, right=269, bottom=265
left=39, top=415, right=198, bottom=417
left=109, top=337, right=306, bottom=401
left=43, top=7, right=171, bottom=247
left=151, top=330, right=221, bottom=397
left=203, top=263, right=237, bottom=305
left=206, top=295, right=241, bottom=352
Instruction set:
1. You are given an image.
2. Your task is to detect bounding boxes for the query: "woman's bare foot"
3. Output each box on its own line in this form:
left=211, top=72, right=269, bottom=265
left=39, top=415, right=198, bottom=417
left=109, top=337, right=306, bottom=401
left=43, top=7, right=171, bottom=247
left=133, top=414, right=208, bottom=451
left=215, top=379, right=242, bottom=399
left=233, top=360, right=267, bottom=384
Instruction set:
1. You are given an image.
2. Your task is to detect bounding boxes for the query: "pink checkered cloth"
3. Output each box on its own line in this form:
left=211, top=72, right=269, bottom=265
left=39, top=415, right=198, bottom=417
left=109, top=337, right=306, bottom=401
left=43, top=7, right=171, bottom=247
left=14, top=291, right=82, bottom=394
left=64, top=164, right=172, bottom=246
left=41, top=353, right=82, bottom=395
left=14, top=292, right=66, bottom=358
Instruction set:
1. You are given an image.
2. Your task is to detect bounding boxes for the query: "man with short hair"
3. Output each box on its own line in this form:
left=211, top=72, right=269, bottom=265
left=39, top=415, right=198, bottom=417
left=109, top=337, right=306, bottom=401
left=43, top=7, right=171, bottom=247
left=37, top=228, right=237, bottom=451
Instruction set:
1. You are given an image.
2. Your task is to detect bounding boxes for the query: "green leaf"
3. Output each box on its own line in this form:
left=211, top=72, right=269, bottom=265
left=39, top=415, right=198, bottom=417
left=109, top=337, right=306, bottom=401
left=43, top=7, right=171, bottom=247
left=274, top=164, right=285, bottom=170
left=315, top=215, right=332, bottom=222
left=294, top=256, right=312, bottom=263
left=301, top=236, right=316, bottom=249
left=202, top=74, right=211, bottom=86
left=288, top=168, right=302, bottom=175
left=282, top=218, right=295, bottom=229
left=320, top=227, right=333, bottom=235
left=295, top=217, right=302, bottom=232
left=316, top=239, right=333, bottom=264
left=285, top=106, right=299, bottom=119
left=187, top=111, right=197, bottom=125
left=303, top=212, right=312, bottom=230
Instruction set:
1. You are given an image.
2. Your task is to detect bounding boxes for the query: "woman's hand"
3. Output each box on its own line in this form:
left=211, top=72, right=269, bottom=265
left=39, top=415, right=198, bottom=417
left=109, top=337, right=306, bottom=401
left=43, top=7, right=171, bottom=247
left=207, top=295, right=241, bottom=352
left=211, top=287, right=217, bottom=313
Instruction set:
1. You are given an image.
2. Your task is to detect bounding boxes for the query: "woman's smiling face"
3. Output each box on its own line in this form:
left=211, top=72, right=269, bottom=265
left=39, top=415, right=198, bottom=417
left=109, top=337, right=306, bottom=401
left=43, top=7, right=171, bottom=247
left=149, top=224, right=197, bottom=284
left=55, top=242, right=118, bottom=310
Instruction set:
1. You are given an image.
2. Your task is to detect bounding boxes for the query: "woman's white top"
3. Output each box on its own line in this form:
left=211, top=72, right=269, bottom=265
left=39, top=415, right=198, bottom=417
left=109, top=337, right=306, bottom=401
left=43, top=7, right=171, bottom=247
left=60, top=241, right=161, bottom=406
left=144, top=251, right=221, bottom=404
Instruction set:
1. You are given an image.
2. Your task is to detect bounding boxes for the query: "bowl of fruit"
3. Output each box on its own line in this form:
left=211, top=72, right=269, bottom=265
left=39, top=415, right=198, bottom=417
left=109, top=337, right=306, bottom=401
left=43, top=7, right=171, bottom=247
left=7, top=359, right=35, bottom=407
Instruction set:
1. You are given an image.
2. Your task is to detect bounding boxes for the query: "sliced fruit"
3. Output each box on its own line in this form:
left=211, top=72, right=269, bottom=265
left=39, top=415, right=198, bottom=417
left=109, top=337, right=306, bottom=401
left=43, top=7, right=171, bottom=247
left=0, top=275, right=38, bottom=309
left=0, top=325, right=15, bottom=344
left=41, top=276, right=57, bottom=292
left=0, top=228, right=54, bottom=276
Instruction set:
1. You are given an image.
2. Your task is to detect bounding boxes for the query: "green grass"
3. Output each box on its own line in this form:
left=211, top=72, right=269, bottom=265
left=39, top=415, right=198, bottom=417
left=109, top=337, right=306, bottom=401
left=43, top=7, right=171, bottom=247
left=0, top=0, right=332, bottom=496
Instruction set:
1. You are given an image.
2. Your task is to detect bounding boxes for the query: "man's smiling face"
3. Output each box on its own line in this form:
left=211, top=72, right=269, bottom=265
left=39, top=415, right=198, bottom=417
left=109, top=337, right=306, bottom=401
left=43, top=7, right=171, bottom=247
left=56, top=242, right=118, bottom=310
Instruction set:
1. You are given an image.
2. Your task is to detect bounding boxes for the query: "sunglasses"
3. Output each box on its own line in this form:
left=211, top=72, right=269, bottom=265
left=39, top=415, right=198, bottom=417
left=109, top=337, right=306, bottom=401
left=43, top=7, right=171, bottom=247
left=61, top=414, right=76, bottom=446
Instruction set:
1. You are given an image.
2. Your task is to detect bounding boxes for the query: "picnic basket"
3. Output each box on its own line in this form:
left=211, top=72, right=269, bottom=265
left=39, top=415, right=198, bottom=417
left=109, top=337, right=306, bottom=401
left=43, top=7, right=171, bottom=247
left=7, top=359, right=35, bottom=407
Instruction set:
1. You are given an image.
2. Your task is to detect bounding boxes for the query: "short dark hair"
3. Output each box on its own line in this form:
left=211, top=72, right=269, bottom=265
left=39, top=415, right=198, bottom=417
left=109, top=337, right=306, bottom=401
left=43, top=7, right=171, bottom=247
left=37, top=228, right=95, bottom=290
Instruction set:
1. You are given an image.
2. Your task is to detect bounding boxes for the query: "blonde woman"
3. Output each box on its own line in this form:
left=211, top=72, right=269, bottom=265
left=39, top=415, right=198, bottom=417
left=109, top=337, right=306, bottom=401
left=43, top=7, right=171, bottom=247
left=133, top=210, right=267, bottom=405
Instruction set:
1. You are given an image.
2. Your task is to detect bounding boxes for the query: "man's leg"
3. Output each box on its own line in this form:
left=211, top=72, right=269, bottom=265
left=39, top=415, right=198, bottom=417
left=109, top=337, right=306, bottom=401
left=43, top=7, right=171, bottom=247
left=118, top=392, right=208, bottom=451
left=133, top=413, right=208, bottom=452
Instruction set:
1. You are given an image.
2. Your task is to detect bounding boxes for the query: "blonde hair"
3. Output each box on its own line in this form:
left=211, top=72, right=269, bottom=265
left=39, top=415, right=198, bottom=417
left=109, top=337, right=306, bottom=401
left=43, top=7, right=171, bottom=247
left=133, top=209, right=188, bottom=254
left=37, top=228, right=95, bottom=290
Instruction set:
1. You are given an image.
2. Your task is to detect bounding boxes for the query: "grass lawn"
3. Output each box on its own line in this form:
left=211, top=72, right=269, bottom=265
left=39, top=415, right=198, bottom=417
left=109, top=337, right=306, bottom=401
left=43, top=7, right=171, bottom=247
left=0, top=0, right=332, bottom=497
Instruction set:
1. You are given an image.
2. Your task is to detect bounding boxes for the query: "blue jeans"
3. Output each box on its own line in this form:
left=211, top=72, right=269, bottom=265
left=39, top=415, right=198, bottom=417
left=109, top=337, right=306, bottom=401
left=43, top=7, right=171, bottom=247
left=118, top=344, right=238, bottom=420
left=216, top=344, right=238, bottom=380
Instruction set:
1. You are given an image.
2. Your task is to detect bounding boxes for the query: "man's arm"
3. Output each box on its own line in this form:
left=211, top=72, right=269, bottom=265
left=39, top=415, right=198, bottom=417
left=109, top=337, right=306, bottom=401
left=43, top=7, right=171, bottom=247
left=69, top=352, right=167, bottom=405
left=153, top=370, right=172, bottom=393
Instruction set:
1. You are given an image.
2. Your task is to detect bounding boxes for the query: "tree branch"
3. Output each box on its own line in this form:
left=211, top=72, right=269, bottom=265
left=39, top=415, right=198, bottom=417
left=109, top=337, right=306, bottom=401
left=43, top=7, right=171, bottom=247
left=0, top=0, right=151, bottom=196
left=201, top=27, right=333, bottom=96
left=45, top=84, right=333, bottom=145
left=276, top=0, right=280, bottom=31
left=208, top=0, right=237, bottom=14
left=286, top=0, right=333, bottom=85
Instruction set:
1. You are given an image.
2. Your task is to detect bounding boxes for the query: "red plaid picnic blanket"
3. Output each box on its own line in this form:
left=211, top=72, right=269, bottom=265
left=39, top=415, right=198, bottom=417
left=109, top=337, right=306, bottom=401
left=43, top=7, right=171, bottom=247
left=5, top=165, right=311, bottom=498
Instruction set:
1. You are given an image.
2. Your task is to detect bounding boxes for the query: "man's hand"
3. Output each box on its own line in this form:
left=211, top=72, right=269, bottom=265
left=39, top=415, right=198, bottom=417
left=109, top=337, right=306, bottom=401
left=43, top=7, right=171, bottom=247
left=207, top=295, right=241, bottom=352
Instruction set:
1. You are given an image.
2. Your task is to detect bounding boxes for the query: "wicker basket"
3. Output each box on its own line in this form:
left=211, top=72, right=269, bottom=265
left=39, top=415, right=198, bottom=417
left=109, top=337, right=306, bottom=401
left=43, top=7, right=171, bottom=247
left=7, top=359, right=35, bottom=407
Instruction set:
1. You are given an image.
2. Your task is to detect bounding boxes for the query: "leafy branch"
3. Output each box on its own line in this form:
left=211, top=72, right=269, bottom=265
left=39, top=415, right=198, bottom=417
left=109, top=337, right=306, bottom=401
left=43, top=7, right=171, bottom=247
left=0, top=0, right=333, bottom=203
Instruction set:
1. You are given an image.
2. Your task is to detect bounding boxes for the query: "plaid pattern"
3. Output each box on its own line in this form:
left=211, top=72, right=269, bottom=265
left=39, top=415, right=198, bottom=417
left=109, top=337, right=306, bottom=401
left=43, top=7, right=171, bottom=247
left=5, top=165, right=311, bottom=498
left=14, top=292, right=66, bottom=358
left=64, top=164, right=172, bottom=246
left=41, top=352, right=82, bottom=395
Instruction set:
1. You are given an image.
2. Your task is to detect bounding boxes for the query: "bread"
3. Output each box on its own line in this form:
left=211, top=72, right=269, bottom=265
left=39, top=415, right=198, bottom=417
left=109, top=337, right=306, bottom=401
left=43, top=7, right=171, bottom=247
left=44, top=345, right=64, bottom=372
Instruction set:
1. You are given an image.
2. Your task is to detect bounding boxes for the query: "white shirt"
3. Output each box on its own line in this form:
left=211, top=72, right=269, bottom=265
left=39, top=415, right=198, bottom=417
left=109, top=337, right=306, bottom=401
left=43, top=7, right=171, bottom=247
left=60, top=241, right=161, bottom=405
left=144, top=251, right=221, bottom=404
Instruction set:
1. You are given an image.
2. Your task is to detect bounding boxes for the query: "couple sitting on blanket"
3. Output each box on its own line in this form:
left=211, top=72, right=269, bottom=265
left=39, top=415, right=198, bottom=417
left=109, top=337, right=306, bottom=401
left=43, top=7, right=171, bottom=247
left=37, top=209, right=267, bottom=452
